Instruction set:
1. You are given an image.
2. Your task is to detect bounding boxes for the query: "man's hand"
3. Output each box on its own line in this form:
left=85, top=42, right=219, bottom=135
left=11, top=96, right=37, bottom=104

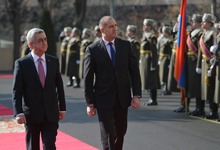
left=16, top=114, right=26, bottom=124
left=131, top=96, right=140, bottom=109
left=59, top=111, right=66, bottom=120
left=87, top=105, right=96, bottom=117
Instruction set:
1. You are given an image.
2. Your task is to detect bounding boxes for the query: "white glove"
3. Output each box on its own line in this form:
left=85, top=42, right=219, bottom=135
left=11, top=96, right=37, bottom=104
left=196, top=68, right=201, bottom=74
left=76, top=60, right=80, bottom=64
left=158, top=61, right=160, bottom=65
left=173, top=22, right=179, bottom=32
left=150, top=68, right=156, bottom=71
left=139, top=60, right=141, bottom=63
left=210, top=45, right=218, bottom=54
left=210, top=56, right=217, bottom=65
left=168, top=65, right=170, bottom=68
left=207, top=69, right=212, bottom=77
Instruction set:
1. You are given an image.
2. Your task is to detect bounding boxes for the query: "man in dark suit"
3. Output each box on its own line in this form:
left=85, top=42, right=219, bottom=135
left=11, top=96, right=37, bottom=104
left=12, top=28, right=66, bottom=150
left=84, top=16, right=141, bottom=150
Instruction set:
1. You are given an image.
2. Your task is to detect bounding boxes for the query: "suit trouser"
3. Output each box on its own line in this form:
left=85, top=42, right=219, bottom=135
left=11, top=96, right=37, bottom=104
left=97, top=96, right=128, bottom=150
left=24, top=114, right=59, bottom=150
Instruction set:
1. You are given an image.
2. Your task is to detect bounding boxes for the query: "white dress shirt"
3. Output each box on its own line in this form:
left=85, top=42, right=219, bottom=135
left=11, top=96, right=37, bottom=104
left=102, top=38, right=116, bottom=59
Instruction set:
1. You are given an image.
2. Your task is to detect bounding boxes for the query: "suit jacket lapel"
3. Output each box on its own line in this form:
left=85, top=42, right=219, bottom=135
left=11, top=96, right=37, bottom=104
left=44, top=54, right=51, bottom=89
left=26, top=53, right=42, bottom=85
left=99, top=39, right=115, bottom=69
left=115, top=38, right=120, bottom=70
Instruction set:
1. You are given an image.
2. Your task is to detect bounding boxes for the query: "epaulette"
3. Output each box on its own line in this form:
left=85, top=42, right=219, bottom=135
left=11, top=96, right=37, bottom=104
left=151, top=34, right=156, bottom=38
left=88, top=40, right=91, bottom=43
left=187, top=31, right=190, bottom=35
left=200, top=31, right=203, bottom=34
left=134, top=39, right=137, bottom=43
left=76, top=38, right=80, bottom=41
left=168, top=39, right=172, bottom=42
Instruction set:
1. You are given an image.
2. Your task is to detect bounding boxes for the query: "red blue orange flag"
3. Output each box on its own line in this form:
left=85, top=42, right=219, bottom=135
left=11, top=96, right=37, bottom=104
left=174, top=0, right=187, bottom=89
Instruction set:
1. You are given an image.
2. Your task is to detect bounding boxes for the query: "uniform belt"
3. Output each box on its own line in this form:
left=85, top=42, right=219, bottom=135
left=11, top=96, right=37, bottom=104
left=187, top=52, right=195, bottom=55
left=80, top=52, right=85, bottom=55
left=67, top=50, right=77, bottom=53
left=160, top=53, right=169, bottom=56
left=61, top=49, right=67, bottom=52
left=172, top=49, right=176, bottom=53
left=140, top=50, right=151, bottom=53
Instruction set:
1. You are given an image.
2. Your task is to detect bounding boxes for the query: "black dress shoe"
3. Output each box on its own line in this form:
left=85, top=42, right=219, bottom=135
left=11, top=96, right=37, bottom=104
left=143, top=99, right=158, bottom=106
left=73, top=85, right=80, bottom=88
left=162, top=90, right=172, bottom=96
left=216, top=119, right=220, bottom=122
left=205, top=100, right=210, bottom=103
left=174, top=105, right=189, bottom=113
left=203, top=112, right=219, bottom=119
left=66, top=83, right=73, bottom=87
left=189, top=109, right=205, bottom=116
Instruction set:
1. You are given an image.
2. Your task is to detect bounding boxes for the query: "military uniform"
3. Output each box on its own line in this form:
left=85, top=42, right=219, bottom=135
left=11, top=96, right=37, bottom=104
left=21, top=41, right=31, bottom=57
left=129, top=36, right=140, bottom=64
left=60, top=36, right=71, bottom=74
left=65, top=37, right=81, bottom=79
left=186, top=27, right=204, bottom=116
left=197, top=25, right=218, bottom=118
left=79, top=39, right=93, bottom=79
left=214, top=32, right=220, bottom=105
left=94, top=36, right=101, bottom=43
left=158, top=36, right=172, bottom=84
left=167, top=32, right=180, bottom=92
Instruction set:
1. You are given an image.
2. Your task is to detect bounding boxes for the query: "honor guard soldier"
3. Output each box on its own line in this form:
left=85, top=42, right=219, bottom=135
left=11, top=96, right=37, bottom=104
left=60, top=27, right=72, bottom=74
left=157, top=27, right=163, bottom=50
left=126, top=25, right=140, bottom=63
left=21, top=30, right=31, bottom=57
left=93, top=25, right=102, bottom=43
left=117, top=28, right=124, bottom=39
left=158, top=26, right=172, bottom=95
left=214, top=23, right=220, bottom=121
left=65, top=27, right=81, bottom=88
left=183, top=14, right=204, bottom=116
left=140, top=18, right=160, bottom=106
left=168, top=15, right=181, bottom=99
left=79, top=28, right=93, bottom=79
left=197, top=13, right=218, bottom=119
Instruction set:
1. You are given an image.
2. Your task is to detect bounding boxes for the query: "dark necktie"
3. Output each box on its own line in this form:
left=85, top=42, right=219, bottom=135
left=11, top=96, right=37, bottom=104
left=38, top=58, right=45, bottom=87
left=108, top=42, right=116, bottom=67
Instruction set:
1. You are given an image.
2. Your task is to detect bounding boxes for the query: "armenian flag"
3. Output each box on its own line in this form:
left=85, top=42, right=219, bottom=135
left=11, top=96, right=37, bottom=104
left=174, top=0, right=187, bottom=89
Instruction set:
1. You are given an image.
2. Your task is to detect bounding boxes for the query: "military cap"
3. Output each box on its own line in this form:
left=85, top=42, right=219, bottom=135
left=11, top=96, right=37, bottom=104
left=158, top=26, right=162, bottom=33
left=202, top=13, right=216, bottom=23
left=64, top=27, right=72, bottom=32
left=72, top=27, right=80, bottom=35
left=162, top=26, right=171, bottom=33
left=94, top=25, right=100, bottom=32
left=82, top=28, right=92, bottom=36
left=177, top=14, right=191, bottom=24
left=126, top=25, right=137, bottom=33
left=192, top=14, right=202, bottom=23
left=215, top=23, right=220, bottom=30
left=143, top=19, right=154, bottom=26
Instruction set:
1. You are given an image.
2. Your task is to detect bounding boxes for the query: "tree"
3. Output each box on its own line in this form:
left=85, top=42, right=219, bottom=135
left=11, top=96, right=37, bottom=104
left=211, top=0, right=217, bottom=20
left=39, top=10, right=57, bottom=56
left=5, top=0, right=22, bottom=63
left=38, top=0, right=57, bottom=56
left=72, top=0, right=87, bottom=31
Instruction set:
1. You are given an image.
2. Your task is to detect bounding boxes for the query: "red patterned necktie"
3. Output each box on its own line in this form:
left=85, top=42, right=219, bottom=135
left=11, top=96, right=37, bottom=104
left=38, top=58, right=45, bottom=87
